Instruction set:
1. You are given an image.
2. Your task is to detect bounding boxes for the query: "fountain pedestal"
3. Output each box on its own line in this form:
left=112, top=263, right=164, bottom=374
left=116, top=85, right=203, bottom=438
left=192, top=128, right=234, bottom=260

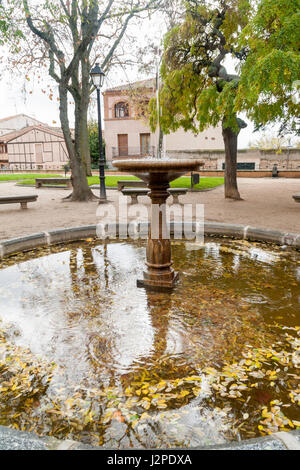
left=113, top=159, right=204, bottom=290
left=137, top=180, right=179, bottom=289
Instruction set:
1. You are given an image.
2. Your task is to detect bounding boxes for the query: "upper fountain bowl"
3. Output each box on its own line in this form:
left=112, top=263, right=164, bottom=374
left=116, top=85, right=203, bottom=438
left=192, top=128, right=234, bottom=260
left=113, top=158, right=204, bottom=185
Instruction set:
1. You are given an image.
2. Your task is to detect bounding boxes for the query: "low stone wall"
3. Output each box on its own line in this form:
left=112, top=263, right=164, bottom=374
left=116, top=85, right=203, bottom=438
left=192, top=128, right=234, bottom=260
left=168, top=148, right=300, bottom=172
left=198, top=170, right=300, bottom=178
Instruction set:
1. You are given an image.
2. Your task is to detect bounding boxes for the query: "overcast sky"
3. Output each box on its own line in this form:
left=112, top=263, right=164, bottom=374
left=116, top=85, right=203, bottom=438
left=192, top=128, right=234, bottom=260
left=0, top=9, right=259, bottom=148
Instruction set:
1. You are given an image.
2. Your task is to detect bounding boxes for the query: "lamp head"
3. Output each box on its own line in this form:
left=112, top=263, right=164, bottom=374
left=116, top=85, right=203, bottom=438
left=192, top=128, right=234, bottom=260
left=90, top=63, right=105, bottom=89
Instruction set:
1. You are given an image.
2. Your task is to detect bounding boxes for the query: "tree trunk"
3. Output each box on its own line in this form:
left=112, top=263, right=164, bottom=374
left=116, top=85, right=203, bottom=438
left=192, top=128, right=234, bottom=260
left=78, top=101, right=92, bottom=177
left=80, top=55, right=92, bottom=176
left=222, top=123, right=242, bottom=200
left=59, top=83, right=96, bottom=201
left=75, top=94, right=92, bottom=178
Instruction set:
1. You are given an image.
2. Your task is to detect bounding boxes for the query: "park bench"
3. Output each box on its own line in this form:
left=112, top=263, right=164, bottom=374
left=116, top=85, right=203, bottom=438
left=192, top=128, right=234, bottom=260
left=117, top=180, right=146, bottom=191
left=292, top=194, right=300, bottom=203
left=0, top=195, right=38, bottom=210
left=121, top=187, right=188, bottom=204
left=35, top=178, right=72, bottom=189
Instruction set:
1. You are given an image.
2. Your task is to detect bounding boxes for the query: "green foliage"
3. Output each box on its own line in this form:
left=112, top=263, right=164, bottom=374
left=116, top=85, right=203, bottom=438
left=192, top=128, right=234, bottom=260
left=249, top=133, right=294, bottom=152
left=88, top=120, right=105, bottom=168
left=0, top=2, right=24, bottom=45
left=155, top=0, right=253, bottom=137
left=0, top=174, right=61, bottom=181
left=236, top=0, right=300, bottom=131
left=155, top=0, right=299, bottom=139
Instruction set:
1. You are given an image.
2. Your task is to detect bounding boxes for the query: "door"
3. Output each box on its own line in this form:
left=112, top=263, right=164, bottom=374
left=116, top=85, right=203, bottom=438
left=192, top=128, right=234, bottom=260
left=140, top=133, right=150, bottom=155
left=118, top=134, right=128, bottom=156
left=35, top=144, right=43, bottom=164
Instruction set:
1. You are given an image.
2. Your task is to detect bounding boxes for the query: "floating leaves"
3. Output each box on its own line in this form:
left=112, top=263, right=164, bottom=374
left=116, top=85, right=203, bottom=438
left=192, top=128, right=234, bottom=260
left=0, top=238, right=299, bottom=447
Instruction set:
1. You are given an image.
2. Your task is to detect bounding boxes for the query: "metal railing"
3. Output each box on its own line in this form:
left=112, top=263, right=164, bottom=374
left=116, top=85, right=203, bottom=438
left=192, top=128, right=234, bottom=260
left=112, top=146, right=155, bottom=158
left=0, top=163, right=66, bottom=173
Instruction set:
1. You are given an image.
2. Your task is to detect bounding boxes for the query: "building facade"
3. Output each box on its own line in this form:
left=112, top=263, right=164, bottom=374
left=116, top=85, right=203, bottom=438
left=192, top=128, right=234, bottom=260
left=0, top=126, right=69, bottom=170
left=103, top=79, right=224, bottom=166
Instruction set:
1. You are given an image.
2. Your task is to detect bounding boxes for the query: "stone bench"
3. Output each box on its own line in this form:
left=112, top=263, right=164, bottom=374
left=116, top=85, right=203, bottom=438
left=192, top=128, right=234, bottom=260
left=35, top=178, right=72, bottom=189
left=117, top=180, right=146, bottom=191
left=0, top=195, right=38, bottom=210
left=121, top=187, right=188, bottom=204
left=293, top=194, right=300, bottom=203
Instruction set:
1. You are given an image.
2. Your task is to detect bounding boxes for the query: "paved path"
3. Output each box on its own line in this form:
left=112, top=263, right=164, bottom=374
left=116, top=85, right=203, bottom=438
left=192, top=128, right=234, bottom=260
left=0, top=178, right=299, bottom=241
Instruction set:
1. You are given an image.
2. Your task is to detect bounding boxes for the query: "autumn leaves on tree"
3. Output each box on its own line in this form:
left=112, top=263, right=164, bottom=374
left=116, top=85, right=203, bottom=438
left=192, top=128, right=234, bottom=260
left=4, top=0, right=163, bottom=201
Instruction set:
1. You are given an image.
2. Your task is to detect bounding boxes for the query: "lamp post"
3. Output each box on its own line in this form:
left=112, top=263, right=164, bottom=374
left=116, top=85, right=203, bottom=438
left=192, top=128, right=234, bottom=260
left=287, top=137, right=292, bottom=170
left=90, top=63, right=107, bottom=202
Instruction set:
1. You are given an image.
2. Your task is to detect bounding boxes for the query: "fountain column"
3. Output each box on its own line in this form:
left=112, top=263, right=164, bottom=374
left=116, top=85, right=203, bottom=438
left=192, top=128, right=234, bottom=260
left=112, top=158, right=203, bottom=290
left=137, top=180, right=178, bottom=290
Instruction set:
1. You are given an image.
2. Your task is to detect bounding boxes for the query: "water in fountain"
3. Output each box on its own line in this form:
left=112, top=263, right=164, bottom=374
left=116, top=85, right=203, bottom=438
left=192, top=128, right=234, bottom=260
left=0, top=238, right=299, bottom=448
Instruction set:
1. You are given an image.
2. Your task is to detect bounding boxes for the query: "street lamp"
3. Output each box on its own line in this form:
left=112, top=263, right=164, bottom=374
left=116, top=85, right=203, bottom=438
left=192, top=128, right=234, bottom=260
left=90, top=63, right=107, bottom=202
left=287, top=137, right=292, bottom=170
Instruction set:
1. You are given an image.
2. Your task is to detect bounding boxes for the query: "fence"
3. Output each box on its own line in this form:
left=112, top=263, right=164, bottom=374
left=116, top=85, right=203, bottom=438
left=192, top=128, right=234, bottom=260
left=112, top=146, right=155, bottom=158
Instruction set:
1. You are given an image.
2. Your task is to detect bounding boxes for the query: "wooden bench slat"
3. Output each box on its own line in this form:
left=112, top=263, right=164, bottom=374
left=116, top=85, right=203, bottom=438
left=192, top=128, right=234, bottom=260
left=0, top=195, right=38, bottom=202
left=0, top=195, right=38, bottom=210
left=121, top=188, right=188, bottom=193
left=121, top=188, right=148, bottom=194
left=35, top=178, right=72, bottom=188
left=117, top=180, right=146, bottom=191
left=121, top=187, right=188, bottom=204
left=35, top=178, right=70, bottom=182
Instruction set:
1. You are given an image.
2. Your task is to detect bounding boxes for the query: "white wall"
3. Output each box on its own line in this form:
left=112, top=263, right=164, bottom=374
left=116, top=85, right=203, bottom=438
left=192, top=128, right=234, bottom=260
left=165, top=126, right=224, bottom=152
left=0, top=115, right=45, bottom=136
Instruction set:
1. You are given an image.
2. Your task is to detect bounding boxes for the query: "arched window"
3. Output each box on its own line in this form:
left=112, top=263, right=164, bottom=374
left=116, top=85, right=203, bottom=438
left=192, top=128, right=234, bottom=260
left=115, top=102, right=129, bottom=118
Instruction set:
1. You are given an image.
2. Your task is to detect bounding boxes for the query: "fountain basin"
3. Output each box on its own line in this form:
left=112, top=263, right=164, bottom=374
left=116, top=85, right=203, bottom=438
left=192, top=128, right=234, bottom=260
left=113, top=158, right=204, bottom=185
left=0, top=229, right=299, bottom=448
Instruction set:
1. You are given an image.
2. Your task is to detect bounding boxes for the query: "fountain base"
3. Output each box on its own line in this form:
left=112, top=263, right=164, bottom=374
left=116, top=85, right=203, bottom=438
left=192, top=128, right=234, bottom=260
left=137, top=271, right=179, bottom=291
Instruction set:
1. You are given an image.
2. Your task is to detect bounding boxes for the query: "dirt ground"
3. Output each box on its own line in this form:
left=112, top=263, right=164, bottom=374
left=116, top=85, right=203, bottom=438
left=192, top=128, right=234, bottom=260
left=0, top=178, right=299, bottom=241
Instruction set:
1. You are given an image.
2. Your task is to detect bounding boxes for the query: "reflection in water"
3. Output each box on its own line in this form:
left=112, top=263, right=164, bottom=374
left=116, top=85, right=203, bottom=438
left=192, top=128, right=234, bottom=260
left=0, top=238, right=299, bottom=447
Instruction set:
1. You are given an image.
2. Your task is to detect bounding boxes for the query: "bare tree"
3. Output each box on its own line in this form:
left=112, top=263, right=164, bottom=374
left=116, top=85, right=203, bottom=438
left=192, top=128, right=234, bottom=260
left=5, top=0, right=163, bottom=200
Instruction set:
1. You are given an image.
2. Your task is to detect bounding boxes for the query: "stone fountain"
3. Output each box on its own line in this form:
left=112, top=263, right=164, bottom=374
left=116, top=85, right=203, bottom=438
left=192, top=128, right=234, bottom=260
left=113, top=159, right=204, bottom=289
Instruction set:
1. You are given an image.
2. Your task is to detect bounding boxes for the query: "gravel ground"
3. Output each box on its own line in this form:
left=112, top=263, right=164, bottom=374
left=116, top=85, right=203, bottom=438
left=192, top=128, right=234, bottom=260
left=0, top=177, right=299, bottom=241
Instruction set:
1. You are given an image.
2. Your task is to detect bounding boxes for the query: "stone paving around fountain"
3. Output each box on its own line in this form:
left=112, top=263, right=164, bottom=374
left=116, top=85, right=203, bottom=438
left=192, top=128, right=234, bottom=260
left=0, top=177, right=300, bottom=241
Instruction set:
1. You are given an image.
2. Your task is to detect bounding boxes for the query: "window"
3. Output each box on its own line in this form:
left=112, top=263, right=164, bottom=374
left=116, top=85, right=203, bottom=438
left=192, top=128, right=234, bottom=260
left=140, top=133, right=150, bottom=155
left=118, top=134, right=128, bottom=156
left=115, top=102, right=129, bottom=118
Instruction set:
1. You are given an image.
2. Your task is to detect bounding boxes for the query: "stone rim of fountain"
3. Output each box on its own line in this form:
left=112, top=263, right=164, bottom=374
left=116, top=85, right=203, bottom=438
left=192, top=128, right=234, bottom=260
left=0, top=222, right=300, bottom=258
left=0, top=418, right=299, bottom=451
left=0, top=223, right=300, bottom=450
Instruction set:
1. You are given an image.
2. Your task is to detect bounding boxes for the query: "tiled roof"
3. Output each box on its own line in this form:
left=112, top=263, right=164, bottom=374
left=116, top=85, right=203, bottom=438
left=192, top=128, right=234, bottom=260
left=0, top=125, right=66, bottom=143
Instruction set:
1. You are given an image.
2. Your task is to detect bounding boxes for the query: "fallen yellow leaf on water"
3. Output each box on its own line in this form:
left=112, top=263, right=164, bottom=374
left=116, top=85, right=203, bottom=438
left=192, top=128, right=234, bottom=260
left=112, top=410, right=125, bottom=423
